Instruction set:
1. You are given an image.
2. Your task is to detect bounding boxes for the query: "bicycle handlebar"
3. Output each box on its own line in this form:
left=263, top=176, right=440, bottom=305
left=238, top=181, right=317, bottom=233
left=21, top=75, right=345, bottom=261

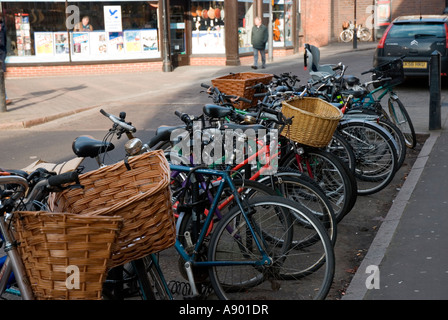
left=100, top=109, right=137, bottom=133
left=47, top=171, right=79, bottom=187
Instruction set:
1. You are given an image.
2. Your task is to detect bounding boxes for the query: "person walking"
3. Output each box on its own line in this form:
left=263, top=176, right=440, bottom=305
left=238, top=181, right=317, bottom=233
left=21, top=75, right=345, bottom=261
left=0, top=17, right=10, bottom=105
left=251, top=16, right=268, bottom=69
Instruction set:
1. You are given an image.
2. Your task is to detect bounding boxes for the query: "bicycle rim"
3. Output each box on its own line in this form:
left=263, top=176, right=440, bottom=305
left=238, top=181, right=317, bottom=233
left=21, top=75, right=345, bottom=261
left=338, top=121, right=398, bottom=195
left=208, top=196, right=334, bottom=300
left=388, top=97, right=416, bottom=149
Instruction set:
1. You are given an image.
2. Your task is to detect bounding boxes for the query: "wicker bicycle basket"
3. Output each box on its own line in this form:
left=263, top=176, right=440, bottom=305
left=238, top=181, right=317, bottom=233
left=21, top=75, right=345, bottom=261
left=211, top=72, right=273, bottom=109
left=13, top=211, right=123, bottom=300
left=281, top=97, right=343, bottom=148
left=51, top=150, right=176, bottom=268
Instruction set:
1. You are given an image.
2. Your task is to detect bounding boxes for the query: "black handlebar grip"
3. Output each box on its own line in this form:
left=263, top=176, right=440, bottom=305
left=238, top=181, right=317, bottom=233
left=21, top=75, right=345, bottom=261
left=201, top=83, right=210, bottom=89
left=174, top=111, right=192, bottom=126
left=239, top=97, right=252, bottom=103
left=48, top=171, right=79, bottom=187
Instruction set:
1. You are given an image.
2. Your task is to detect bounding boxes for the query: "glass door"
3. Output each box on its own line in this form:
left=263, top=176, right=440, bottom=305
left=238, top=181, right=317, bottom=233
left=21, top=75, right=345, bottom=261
left=170, top=1, right=190, bottom=67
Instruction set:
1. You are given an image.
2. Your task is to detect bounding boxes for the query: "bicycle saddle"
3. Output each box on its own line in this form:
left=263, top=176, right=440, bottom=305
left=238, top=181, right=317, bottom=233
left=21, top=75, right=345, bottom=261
left=147, top=125, right=186, bottom=148
left=343, top=75, right=360, bottom=87
left=72, top=135, right=115, bottom=158
left=203, top=104, right=233, bottom=118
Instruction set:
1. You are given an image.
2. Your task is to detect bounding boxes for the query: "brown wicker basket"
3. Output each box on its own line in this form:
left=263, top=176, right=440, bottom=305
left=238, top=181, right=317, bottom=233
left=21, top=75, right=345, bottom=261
left=281, top=97, right=343, bottom=148
left=13, top=211, right=122, bottom=300
left=211, top=72, right=273, bottom=109
left=51, top=150, right=176, bottom=268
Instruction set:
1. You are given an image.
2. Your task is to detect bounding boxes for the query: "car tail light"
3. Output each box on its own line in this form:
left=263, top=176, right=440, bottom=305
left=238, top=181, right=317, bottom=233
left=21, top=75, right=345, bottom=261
left=377, top=23, right=393, bottom=49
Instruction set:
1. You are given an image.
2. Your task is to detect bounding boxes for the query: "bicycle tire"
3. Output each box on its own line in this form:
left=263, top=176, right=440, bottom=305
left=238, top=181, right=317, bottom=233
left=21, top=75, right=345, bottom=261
left=388, top=95, right=416, bottom=149
left=358, top=27, right=372, bottom=41
left=131, top=258, right=157, bottom=300
left=327, top=131, right=357, bottom=173
left=337, top=120, right=398, bottom=195
left=208, top=196, right=335, bottom=300
left=378, top=118, right=406, bottom=169
left=280, top=147, right=357, bottom=220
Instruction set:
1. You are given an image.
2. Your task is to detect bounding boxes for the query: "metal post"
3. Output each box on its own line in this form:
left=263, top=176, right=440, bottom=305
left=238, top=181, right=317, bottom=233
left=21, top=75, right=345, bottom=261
left=0, top=62, right=6, bottom=113
left=161, top=0, right=172, bottom=72
left=429, top=50, right=441, bottom=130
left=268, top=3, right=273, bottom=62
left=353, top=0, right=357, bottom=49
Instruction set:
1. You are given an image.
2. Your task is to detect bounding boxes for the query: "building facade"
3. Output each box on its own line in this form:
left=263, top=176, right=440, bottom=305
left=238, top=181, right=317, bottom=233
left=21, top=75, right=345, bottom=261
left=0, top=0, right=446, bottom=77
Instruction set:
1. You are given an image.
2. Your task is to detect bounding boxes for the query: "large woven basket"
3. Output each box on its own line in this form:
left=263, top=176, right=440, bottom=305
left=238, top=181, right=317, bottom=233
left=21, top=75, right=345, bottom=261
left=13, top=211, right=122, bottom=300
left=51, top=150, right=176, bottom=268
left=211, top=72, right=273, bottom=109
left=282, top=97, right=343, bottom=147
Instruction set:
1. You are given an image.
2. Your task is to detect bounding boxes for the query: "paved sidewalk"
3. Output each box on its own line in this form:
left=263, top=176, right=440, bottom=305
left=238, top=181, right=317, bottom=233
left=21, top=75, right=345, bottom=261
left=2, top=40, right=448, bottom=300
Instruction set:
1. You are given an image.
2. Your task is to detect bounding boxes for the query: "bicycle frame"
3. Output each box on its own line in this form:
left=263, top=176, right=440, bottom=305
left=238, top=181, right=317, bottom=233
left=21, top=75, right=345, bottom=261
left=170, top=164, right=272, bottom=296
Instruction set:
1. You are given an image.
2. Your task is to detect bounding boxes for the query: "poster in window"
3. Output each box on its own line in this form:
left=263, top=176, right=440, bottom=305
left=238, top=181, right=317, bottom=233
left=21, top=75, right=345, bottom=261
left=90, top=32, right=108, bottom=55
left=72, top=32, right=90, bottom=55
left=35, top=32, right=54, bottom=55
left=108, top=32, right=124, bottom=55
left=141, top=29, right=158, bottom=52
left=124, top=30, right=141, bottom=53
left=104, top=5, right=123, bottom=32
left=54, top=32, right=69, bottom=55
left=15, top=13, right=31, bottom=56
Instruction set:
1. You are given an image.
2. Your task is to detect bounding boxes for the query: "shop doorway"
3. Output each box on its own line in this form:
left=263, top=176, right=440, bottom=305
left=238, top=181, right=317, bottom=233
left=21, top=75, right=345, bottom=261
left=170, top=0, right=190, bottom=67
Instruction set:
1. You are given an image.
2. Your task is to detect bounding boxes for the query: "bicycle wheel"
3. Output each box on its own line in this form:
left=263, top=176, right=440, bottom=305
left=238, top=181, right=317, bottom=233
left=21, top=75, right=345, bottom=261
left=388, top=95, right=416, bottom=149
left=378, top=118, right=406, bottom=169
left=208, top=196, right=335, bottom=300
left=339, top=29, right=353, bottom=42
left=281, top=147, right=357, bottom=220
left=337, top=120, right=398, bottom=195
left=257, top=168, right=338, bottom=234
left=358, top=27, right=371, bottom=41
left=327, top=131, right=357, bottom=173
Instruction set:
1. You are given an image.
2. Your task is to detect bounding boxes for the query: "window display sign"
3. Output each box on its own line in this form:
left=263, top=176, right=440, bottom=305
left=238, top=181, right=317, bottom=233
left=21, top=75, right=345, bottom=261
left=90, top=32, right=108, bottom=55
left=14, top=13, right=31, bottom=56
left=124, top=30, right=141, bottom=53
left=34, top=32, right=54, bottom=55
left=104, top=5, right=123, bottom=32
left=108, top=32, right=124, bottom=55
left=141, top=29, right=158, bottom=52
left=54, top=32, right=69, bottom=55
left=72, top=32, right=90, bottom=55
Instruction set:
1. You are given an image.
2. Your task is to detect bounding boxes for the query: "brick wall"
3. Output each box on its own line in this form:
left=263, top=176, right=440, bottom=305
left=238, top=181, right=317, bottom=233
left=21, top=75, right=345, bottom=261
left=6, top=61, right=163, bottom=78
left=302, top=0, right=332, bottom=47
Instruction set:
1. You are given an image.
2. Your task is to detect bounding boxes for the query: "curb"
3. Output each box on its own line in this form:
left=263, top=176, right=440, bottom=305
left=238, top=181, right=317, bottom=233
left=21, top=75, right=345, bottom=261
left=341, top=131, right=440, bottom=300
left=0, top=105, right=98, bottom=130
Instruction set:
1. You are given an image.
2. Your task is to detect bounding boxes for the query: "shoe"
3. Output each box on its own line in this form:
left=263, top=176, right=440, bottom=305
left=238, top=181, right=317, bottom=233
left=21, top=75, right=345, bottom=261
left=251, top=66, right=258, bottom=70
left=261, top=65, right=266, bottom=69
left=5, top=99, right=11, bottom=105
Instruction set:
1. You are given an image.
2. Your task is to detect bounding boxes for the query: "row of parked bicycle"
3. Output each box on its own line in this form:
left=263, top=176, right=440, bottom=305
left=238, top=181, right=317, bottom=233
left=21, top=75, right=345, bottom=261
left=0, top=46, right=414, bottom=300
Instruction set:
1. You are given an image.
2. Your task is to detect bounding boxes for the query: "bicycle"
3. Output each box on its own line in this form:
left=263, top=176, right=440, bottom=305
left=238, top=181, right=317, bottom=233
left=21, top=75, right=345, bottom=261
left=339, top=21, right=372, bottom=42
left=97, top=109, right=335, bottom=300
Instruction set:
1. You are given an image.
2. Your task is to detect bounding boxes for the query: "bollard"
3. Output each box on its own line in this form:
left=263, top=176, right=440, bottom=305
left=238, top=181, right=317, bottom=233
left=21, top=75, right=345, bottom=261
left=429, top=50, right=441, bottom=130
left=0, top=61, right=5, bottom=113
left=353, top=27, right=358, bottom=49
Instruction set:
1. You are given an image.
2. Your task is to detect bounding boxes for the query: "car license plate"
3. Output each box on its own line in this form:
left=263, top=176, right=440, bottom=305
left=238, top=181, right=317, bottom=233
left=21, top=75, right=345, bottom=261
left=403, top=61, right=427, bottom=69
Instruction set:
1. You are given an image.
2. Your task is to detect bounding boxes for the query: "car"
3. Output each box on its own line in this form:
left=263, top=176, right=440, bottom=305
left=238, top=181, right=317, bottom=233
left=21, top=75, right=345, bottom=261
left=373, top=15, right=448, bottom=77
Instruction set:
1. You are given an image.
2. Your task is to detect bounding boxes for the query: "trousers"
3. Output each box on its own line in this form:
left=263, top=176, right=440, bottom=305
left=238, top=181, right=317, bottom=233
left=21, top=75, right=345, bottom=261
left=253, top=48, right=266, bottom=67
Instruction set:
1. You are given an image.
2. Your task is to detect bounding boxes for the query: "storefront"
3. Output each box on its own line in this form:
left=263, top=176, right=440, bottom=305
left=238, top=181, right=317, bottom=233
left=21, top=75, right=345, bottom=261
left=0, top=0, right=300, bottom=76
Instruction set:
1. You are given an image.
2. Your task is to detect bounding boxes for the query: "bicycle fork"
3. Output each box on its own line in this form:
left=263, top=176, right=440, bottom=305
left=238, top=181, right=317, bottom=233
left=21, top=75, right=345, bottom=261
left=0, top=217, right=34, bottom=300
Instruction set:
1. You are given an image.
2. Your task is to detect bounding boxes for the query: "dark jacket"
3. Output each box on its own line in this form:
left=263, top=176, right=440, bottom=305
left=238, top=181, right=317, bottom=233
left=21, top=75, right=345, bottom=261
left=251, top=24, right=268, bottom=50
left=0, top=21, right=6, bottom=72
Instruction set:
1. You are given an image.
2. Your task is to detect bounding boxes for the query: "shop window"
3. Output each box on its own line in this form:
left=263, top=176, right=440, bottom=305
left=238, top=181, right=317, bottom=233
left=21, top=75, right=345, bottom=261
left=190, top=0, right=225, bottom=54
left=2, top=0, right=160, bottom=64
left=238, top=0, right=254, bottom=54
left=262, top=0, right=293, bottom=47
